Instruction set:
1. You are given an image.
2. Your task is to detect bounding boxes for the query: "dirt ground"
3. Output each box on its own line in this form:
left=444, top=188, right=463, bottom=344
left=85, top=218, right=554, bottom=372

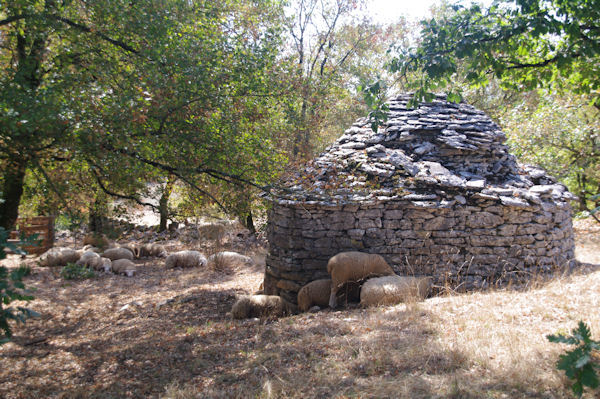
left=1, top=220, right=599, bottom=399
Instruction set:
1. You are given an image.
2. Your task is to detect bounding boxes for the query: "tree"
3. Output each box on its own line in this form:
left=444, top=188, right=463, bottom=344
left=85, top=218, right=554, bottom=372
left=382, top=0, right=600, bottom=107
left=0, top=0, right=287, bottom=230
left=283, top=0, right=404, bottom=158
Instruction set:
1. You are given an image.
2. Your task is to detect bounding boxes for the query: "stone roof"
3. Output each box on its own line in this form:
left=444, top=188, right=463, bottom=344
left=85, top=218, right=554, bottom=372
left=273, top=93, right=575, bottom=207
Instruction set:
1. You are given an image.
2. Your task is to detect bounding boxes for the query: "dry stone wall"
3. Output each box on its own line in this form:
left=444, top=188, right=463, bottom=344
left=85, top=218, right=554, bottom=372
left=264, top=93, right=576, bottom=303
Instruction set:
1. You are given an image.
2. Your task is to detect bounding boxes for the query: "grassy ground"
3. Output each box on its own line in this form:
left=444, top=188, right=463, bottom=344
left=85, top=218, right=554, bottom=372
left=1, top=220, right=599, bottom=399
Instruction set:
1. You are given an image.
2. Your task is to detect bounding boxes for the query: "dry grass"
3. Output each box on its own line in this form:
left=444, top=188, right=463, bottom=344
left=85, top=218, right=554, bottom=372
left=1, top=220, right=599, bottom=398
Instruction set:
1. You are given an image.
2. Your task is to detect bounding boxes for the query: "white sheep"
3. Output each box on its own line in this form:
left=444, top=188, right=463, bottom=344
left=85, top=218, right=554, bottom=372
left=206, top=251, right=253, bottom=269
left=102, top=247, right=134, bottom=261
left=360, top=275, right=432, bottom=307
left=327, top=251, right=395, bottom=308
left=111, top=259, right=137, bottom=277
left=164, top=250, right=206, bottom=269
left=88, top=257, right=112, bottom=273
left=297, top=279, right=332, bottom=312
left=138, top=243, right=167, bottom=258
left=75, top=251, right=100, bottom=267
left=231, top=295, right=289, bottom=319
left=38, top=247, right=81, bottom=267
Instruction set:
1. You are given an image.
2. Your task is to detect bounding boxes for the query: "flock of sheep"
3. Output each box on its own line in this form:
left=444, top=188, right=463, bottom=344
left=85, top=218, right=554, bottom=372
left=37, top=235, right=253, bottom=278
left=232, top=251, right=432, bottom=319
left=36, top=236, right=430, bottom=319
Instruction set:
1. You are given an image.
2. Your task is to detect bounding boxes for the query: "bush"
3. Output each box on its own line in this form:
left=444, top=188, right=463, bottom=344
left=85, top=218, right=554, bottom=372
left=60, top=263, right=96, bottom=280
left=0, top=227, right=39, bottom=345
left=548, top=321, right=600, bottom=397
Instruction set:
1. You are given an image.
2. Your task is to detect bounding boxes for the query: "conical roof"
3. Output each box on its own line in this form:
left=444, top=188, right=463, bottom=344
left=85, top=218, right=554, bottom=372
left=274, top=93, right=575, bottom=207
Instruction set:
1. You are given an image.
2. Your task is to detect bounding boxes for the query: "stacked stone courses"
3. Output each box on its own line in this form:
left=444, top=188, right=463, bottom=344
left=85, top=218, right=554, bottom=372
left=264, top=93, right=576, bottom=304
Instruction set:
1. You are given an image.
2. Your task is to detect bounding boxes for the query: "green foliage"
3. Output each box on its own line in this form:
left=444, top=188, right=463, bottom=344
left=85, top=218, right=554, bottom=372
left=60, top=263, right=96, bottom=281
left=501, top=91, right=600, bottom=214
left=375, top=0, right=600, bottom=114
left=548, top=321, right=600, bottom=397
left=0, top=227, right=39, bottom=345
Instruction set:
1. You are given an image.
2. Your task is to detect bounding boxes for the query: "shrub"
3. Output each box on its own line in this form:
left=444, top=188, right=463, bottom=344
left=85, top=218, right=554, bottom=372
left=60, top=263, right=96, bottom=280
left=0, top=227, right=39, bottom=345
left=547, top=321, right=600, bottom=397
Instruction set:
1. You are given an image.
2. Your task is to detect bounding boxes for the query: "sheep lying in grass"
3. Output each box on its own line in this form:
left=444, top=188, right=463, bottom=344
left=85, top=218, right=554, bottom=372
left=102, top=247, right=134, bottom=261
left=206, top=251, right=253, bottom=270
left=165, top=250, right=206, bottom=269
left=327, top=251, right=395, bottom=308
left=38, top=247, right=81, bottom=267
left=360, top=275, right=432, bottom=307
left=231, top=295, right=289, bottom=319
left=75, top=251, right=100, bottom=267
left=297, top=279, right=332, bottom=312
left=88, top=257, right=112, bottom=273
left=111, top=259, right=137, bottom=277
left=82, top=245, right=101, bottom=253
left=138, top=243, right=167, bottom=258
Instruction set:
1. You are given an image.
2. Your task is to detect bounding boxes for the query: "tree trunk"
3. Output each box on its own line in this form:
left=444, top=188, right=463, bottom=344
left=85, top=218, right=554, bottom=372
left=89, top=194, right=108, bottom=233
left=158, top=176, right=175, bottom=232
left=244, top=211, right=256, bottom=235
left=0, top=159, right=27, bottom=230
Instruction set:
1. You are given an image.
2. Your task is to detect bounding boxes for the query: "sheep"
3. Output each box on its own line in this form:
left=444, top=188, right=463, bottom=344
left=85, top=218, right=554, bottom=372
left=327, top=251, right=395, bottom=308
left=111, top=259, right=137, bottom=277
left=231, top=295, right=290, bottom=319
left=102, top=247, right=134, bottom=261
left=38, top=247, right=81, bottom=267
left=82, top=233, right=110, bottom=249
left=82, top=245, right=101, bottom=253
left=88, top=257, right=112, bottom=273
left=75, top=251, right=100, bottom=267
left=360, top=275, right=432, bottom=307
left=206, top=251, right=253, bottom=270
left=297, top=279, right=332, bottom=312
left=164, top=250, right=206, bottom=269
left=138, top=243, right=167, bottom=258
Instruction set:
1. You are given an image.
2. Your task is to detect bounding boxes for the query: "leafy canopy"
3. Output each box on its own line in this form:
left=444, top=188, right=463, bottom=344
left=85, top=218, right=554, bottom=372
left=385, top=0, right=600, bottom=107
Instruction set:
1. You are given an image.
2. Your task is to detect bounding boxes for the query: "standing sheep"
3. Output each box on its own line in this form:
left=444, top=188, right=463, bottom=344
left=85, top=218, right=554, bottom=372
left=164, top=250, right=206, bottom=269
left=360, top=275, right=432, bottom=307
left=102, top=247, right=134, bottom=261
left=111, top=259, right=137, bottom=277
left=327, top=251, right=395, bottom=308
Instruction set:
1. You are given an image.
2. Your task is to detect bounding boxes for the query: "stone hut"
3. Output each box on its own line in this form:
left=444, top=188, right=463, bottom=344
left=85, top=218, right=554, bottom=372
left=264, top=93, right=576, bottom=304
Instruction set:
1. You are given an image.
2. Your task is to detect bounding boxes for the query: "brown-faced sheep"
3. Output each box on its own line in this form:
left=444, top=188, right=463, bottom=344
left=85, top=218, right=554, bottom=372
left=75, top=251, right=100, bottom=267
left=111, top=259, right=137, bottom=277
left=82, top=233, right=110, bottom=249
left=38, top=247, right=81, bottom=267
left=206, top=251, right=253, bottom=270
left=360, top=275, right=432, bottom=307
left=327, top=251, right=395, bottom=308
left=164, top=250, right=206, bottom=269
left=231, top=295, right=289, bottom=319
left=297, top=279, right=332, bottom=312
left=88, top=257, right=112, bottom=273
left=102, top=247, right=134, bottom=261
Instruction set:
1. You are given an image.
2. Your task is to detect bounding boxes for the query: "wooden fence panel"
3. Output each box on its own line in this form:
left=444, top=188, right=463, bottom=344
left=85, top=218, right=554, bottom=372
left=8, top=216, right=54, bottom=255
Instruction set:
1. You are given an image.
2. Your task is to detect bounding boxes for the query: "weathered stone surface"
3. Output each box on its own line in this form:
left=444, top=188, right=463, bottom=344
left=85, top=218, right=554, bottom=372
left=466, top=212, right=503, bottom=228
